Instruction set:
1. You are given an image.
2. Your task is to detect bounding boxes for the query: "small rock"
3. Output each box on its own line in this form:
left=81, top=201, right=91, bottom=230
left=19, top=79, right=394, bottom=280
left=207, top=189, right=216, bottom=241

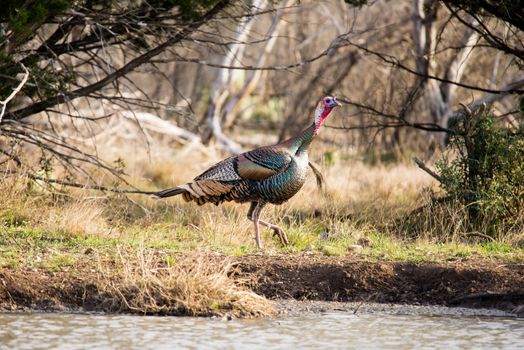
left=357, top=237, right=373, bottom=247
left=84, top=247, right=95, bottom=255
left=221, top=314, right=233, bottom=321
left=53, top=304, right=68, bottom=312
left=347, top=245, right=363, bottom=253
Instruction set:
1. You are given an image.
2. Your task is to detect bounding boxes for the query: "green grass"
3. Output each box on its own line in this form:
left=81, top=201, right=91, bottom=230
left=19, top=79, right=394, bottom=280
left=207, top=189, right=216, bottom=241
left=1, top=218, right=523, bottom=273
left=41, top=252, right=77, bottom=272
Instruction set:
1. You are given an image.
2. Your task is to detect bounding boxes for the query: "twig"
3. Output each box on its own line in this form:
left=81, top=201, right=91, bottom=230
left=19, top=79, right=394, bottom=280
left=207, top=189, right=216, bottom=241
left=336, top=97, right=454, bottom=133
left=0, top=63, right=29, bottom=123
left=353, top=300, right=364, bottom=315
left=413, top=157, right=444, bottom=183
left=461, top=231, right=496, bottom=242
left=459, top=102, right=472, bottom=116
left=30, top=175, right=158, bottom=195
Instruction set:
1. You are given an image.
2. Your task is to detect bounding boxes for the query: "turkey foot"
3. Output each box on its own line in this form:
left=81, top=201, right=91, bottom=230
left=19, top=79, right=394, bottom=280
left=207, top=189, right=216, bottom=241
left=247, top=201, right=289, bottom=247
left=258, top=219, right=289, bottom=246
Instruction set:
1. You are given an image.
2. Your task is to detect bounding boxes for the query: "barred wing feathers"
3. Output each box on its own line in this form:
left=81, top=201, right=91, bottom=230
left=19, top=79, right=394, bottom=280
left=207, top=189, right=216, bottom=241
left=235, top=147, right=292, bottom=180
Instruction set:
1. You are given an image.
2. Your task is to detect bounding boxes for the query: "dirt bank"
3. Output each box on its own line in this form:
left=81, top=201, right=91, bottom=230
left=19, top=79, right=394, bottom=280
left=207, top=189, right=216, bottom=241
left=1, top=255, right=523, bottom=315
left=239, top=255, right=524, bottom=312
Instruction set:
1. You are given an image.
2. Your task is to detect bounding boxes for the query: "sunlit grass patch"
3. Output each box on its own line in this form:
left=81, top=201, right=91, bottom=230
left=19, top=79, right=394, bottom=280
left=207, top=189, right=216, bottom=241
left=285, top=226, right=320, bottom=251
left=40, top=252, right=77, bottom=272
left=43, top=198, right=107, bottom=237
left=97, top=249, right=275, bottom=318
left=480, top=241, right=513, bottom=254
left=0, top=248, right=21, bottom=269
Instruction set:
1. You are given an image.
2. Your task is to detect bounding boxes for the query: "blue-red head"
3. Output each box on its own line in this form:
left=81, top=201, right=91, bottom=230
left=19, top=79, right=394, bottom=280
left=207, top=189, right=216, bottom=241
left=314, top=96, right=341, bottom=135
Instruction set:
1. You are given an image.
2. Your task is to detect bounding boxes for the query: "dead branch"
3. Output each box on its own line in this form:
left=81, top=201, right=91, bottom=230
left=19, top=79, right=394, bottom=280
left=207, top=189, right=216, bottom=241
left=30, top=175, right=158, bottom=195
left=458, top=77, right=524, bottom=113
left=413, top=157, right=444, bottom=183
left=149, top=36, right=338, bottom=72
left=120, top=111, right=200, bottom=143
left=443, top=3, right=524, bottom=61
left=0, top=64, right=29, bottom=124
left=336, top=97, right=454, bottom=133
left=461, top=231, right=496, bottom=242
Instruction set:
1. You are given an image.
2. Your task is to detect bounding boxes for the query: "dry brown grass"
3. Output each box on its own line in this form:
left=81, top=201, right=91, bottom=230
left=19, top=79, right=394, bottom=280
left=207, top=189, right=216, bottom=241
left=43, top=198, right=108, bottom=237
left=0, top=175, right=108, bottom=237
left=116, top=152, right=457, bottom=251
left=0, top=173, right=275, bottom=317
left=131, top=152, right=524, bottom=247
left=96, top=248, right=274, bottom=318
left=4, top=148, right=522, bottom=249
left=397, top=193, right=524, bottom=245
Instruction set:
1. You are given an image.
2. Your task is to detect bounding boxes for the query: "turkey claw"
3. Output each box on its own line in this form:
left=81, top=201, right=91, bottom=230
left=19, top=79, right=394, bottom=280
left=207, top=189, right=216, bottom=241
left=272, top=228, right=289, bottom=246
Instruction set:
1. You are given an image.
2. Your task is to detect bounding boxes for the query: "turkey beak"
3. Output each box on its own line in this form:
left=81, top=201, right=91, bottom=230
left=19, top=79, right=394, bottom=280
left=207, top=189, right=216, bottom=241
left=334, top=99, right=342, bottom=107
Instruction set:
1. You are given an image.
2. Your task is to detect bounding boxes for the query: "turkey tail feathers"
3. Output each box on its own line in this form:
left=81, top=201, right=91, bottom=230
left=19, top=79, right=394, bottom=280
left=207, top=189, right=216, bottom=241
left=154, top=180, right=235, bottom=205
left=154, top=187, right=186, bottom=198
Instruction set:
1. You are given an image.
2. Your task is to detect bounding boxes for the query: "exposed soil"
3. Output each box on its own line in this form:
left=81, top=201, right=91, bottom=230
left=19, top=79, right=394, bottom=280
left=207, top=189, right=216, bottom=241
left=238, top=255, right=524, bottom=312
left=1, top=254, right=523, bottom=315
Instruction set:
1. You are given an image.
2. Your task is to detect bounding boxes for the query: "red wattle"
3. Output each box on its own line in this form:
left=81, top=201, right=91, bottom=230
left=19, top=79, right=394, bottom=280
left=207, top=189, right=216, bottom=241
left=314, top=107, right=331, bottom=134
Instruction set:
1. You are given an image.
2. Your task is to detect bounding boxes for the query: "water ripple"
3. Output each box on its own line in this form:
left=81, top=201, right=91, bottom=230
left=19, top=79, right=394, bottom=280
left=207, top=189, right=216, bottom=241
left=0, top=312, right=522, bottom=350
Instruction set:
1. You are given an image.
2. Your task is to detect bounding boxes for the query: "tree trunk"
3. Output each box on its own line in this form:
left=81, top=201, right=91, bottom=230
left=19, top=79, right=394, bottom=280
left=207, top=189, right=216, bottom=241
left=202, top=0, right=268, bottom=154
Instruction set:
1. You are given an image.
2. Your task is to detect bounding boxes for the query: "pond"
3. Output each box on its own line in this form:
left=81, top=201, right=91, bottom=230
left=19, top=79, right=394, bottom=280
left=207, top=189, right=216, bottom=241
left=0, top=309, right=522, bottom=349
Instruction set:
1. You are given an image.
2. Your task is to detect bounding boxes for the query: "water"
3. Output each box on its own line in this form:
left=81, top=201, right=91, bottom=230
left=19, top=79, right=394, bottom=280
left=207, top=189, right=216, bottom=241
left=0, top=312, right=522, bottom=350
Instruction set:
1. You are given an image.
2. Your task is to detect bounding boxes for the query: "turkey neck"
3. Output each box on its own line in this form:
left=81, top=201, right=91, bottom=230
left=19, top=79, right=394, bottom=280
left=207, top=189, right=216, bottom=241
left=281, top=123, right=316, bottom=156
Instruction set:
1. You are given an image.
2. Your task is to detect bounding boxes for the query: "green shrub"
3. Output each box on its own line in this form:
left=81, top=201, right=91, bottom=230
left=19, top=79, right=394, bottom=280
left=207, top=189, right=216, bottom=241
left=437, top=104, right=524, bottom=237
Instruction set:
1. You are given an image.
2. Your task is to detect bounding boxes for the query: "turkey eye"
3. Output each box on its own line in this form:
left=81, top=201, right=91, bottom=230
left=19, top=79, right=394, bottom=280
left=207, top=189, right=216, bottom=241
left=325, top=98, right=331, bottom=103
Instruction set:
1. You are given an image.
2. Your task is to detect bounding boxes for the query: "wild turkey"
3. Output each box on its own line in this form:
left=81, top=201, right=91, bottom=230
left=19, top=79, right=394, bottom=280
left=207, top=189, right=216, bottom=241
left=156, top=96, right=341, bottom=248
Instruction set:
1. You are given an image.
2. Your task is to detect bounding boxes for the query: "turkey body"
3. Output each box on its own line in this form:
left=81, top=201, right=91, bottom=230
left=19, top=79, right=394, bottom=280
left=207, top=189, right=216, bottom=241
left=156, top=124, right=314, bottom=208
left=192, top=145, right=309, bottom=206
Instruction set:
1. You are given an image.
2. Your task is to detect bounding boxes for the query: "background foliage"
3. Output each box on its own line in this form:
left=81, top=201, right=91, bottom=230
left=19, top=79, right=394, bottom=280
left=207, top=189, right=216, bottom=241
left=438, top=106, right=524, bottom=237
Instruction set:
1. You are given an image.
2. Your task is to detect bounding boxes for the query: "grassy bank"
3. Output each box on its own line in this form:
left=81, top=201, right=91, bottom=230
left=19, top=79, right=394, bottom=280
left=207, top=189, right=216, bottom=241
left=1, top=159, right=523, bottom=316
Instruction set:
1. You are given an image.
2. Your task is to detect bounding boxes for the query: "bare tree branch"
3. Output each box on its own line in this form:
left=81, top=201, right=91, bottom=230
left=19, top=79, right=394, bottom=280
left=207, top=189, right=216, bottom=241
left=3, top=0, right=232, bottom=123
left=30, top=174, right=158, bottom=195
left=341, top=38, right=524, bottom=95
left=336, top=96, right=455, bottom=133
left=0, top=64, right=29, bottom=124
left=413, top=157, right=444, bottom=183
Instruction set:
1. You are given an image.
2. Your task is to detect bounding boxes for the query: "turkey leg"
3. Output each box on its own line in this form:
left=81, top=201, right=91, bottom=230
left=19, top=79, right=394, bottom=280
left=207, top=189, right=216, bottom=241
left=247, top=201, right=289, bottom=247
